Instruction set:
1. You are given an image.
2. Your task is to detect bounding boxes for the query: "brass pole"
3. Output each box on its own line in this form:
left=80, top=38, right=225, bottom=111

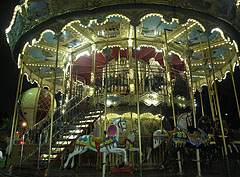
left=102, top=24, right=110, bottom=177
left=48, top=32, right=61, bottom=171
left=164, top=29, right=182, bottom=174
left=198, top=31, right=215, bottom=121
left=8, top=61, right=24, bottom=158
left=198, top=77, right=204, bottom=116
left=134, top=24, right=143, bottom=177
left=62, top=68, right=66, bottom=105
left=230, top=62, right=240, bottom=119
left=185, top=27, right=197, bottom=129
left=13, top=65, right=25, bottom=142
left=164, top=30, right=177, bottom=127
left=206, top=34, right=228, bottom=156
left=209, top=76, right=218, bottom=116
left=91, top=44, right=96, bottom=87
left=186, top=27, right=201, bottom=177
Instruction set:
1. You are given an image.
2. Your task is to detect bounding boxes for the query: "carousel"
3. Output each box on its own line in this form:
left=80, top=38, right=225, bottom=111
left=5, top=0, right=240, bottom=176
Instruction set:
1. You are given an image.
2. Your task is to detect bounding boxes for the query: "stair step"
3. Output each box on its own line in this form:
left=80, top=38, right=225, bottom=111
left=62, top=134, right=78, bottom=139
left=55, top=140, right=74, bottom=145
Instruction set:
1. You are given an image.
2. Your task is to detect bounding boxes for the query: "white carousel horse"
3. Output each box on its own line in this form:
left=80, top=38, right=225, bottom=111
left=63, top=117, right=127, bottom=169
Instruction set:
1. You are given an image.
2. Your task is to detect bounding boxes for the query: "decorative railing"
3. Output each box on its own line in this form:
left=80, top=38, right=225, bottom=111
left=19, top=94, right=100, bottom=166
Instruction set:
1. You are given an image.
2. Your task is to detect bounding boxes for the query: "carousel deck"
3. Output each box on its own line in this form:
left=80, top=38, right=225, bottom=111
left=1, top=158, right=239, bottom=177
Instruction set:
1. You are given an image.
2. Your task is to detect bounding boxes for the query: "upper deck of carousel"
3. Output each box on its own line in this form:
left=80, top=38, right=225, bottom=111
left=5, top=0, right=240, bottom=93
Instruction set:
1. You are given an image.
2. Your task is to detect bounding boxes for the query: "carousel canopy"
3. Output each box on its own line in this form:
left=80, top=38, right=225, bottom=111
left=6, top=0, right=240, bottom=92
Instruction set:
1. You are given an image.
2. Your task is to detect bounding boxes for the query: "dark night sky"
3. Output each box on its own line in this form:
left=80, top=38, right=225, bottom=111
left=0, top=1, right=240, bottom=129
left=0, top=1, right=19, bottom=117
left=0, top=1, right=35, bottom=118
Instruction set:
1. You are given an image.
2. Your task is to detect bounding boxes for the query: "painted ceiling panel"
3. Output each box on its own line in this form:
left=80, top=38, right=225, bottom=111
left=178, top=30, right=218, bottom=45
left=211, top=48, right=227, bottom=58
left=29, top=49, right=48, bottom=61
left=89, top=17, right=121, bottom=38
left=142, top=16, right=178, bottom=37
left=43, top=32, right=58, bottom=44
left=63, top=39, right=82, bottom=48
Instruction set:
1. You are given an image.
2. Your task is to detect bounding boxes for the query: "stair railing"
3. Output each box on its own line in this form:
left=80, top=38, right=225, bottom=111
left=19, top=95, right=90, bottom=165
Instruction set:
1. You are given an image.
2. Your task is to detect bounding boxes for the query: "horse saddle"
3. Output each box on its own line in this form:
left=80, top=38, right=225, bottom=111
left=189, top=131, right=201, bottom=139
left=168, top=128, right=180, bottom=136
left=90, top=133, right=105, bottom=144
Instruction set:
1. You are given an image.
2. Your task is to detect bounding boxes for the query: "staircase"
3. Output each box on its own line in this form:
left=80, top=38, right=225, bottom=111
left=19, top=95, right=103, bottom=169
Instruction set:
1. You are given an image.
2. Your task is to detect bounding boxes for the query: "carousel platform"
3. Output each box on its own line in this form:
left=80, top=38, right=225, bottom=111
left=1, top=158, right=239, bottom=177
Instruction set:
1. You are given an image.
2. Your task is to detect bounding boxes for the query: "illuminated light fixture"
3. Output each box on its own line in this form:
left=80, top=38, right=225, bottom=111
left=140, top=92, right=164, bottom=106
left=89, top=87, right=94, bottom=96
left=237, top=1, right=240, bottom=7
left=101, top=94, right=123, bottom=107
left=129, top=69, right=134, bottom=80
left=128, top=39, right=133, bottom=47
left=130, top=83, right=135, bottom=93
left=91, top=72, right=95, bottom=83
left=22, top=122, right=27, bottom=127
left=175, top=95, right=187, bottom=108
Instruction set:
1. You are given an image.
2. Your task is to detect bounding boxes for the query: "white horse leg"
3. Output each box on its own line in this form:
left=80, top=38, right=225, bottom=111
left=146, top=147, right=152, bottom=162
left=118, top=148, right=128, bottom=164
left=71, top=155, right=75, bottom=168
left=64, top=146, right=87, bottom=169
left=64, top=151, right=78, bottom=169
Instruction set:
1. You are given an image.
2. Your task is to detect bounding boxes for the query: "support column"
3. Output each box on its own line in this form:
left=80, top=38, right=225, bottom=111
left=198, top=31, right=215, bottom=121
left=164, top=29, right=182, bottom=174
left=91, top=44, right=96, bottom=88
left=198, top=77, right=204, bottom=116
left=206, top=34, right=228, bottom=157
left=229, top=62, right=240, bottom=119
left=102, top=24, right=112, bottom=177
left=48, top=32, right=62, bottom=172
left=13, top=64, right=25, bottom=142
left=209, top=75, right=218, bottom=117
left=133, top=23, right=143, bottom=177
left=185, top=27, right=201, bottom=177
left=8, top=60, right=24, bottom=159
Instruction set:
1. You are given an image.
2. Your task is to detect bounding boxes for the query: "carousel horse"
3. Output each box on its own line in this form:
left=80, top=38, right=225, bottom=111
left=151, top=112, right=210, bottom=169
left=63, top=117, right=128, bottom=169
left=124, top=128, right=139, bottom=152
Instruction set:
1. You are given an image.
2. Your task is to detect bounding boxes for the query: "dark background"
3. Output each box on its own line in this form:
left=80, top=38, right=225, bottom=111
left=0, top=1, right=240, bottom=129
left=0, top=1, right=36, bottom=120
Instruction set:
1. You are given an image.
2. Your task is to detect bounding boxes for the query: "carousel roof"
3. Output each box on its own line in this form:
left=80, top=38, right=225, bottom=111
left=6, top=0, right=240, bottom=92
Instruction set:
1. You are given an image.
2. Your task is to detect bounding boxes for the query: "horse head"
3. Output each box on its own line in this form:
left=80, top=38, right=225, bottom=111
left=177, top=112, right=192, bottom=132
left=109, top=117, right=127, bottom=135
left=125, top=128, right=138, bottom=147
